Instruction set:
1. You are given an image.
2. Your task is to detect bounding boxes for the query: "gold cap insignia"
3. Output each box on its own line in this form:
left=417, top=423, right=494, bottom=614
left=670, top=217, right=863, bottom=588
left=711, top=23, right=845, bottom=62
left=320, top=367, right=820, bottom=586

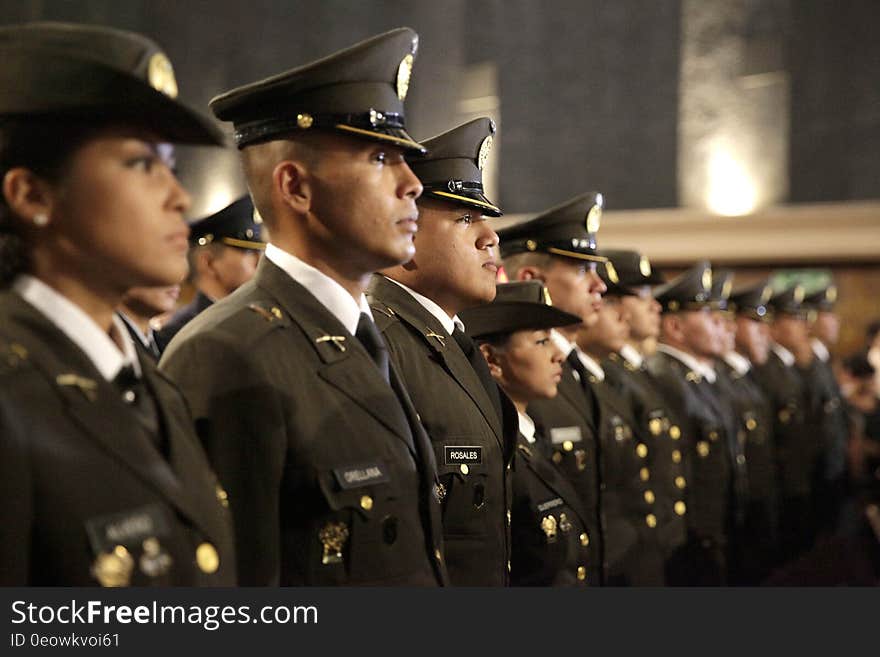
left=252, top=207, right=263, bottom=225
left=794, top=285, right=805, bottom=303
left=147, top=52, right=178, bottom=99
left=761, top=285, right=772, bottom=304
left=540, top=515, right=558, bottom=543
left=586, top=203, right=602, bottom=234
left=605, top=261, right=619, bottom=284
left=477, top=134, right=493, bottom=171
left=543, top=286, right=554, bottom=306
left=526, top=239, right=537, bottom=251
left=722, top=278, right=733, bottom=299
left=319, top=521, right=349, bottom=565
left=827, top=286, right=837, bottom=302
left=639, top=255, right=652, bottom=278
left=92, top=545, right=134, bottom=587
left=396, top=53, right=414, bottom=101
left=702, top=268, right=713, bottom=292
left=297, top=113, right=314, bottom=129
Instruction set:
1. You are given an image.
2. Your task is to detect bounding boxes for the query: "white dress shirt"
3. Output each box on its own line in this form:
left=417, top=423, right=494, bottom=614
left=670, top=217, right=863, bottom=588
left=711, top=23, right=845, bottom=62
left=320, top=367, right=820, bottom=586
left=385, top=277, right=464, bottom=335
left=518, top=412, right=537, bottom=444
left=575, top=348, right=605, bottom=381
left=657, top=342, right=716, bottom=383
left=13, top=274, right=140, bottom=380
left=770, top=342, right=796, bottom=368
left=811, top=338, right=830, bottom=363
left=265, top=243, right=372, bottom=335
left=723, top=351, right=751, bottom=376
left=619, top=343, right=644, bottom=369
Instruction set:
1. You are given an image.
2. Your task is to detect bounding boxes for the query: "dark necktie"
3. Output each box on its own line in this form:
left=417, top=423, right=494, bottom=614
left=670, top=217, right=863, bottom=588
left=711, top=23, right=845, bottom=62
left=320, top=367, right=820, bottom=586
left=566, top=350, right=591, bottom=385
left=452, top=326, right=504, bottom=421
left=113, top=364, right=165, bottom=456
left=355, top=313, right=390, bottom=383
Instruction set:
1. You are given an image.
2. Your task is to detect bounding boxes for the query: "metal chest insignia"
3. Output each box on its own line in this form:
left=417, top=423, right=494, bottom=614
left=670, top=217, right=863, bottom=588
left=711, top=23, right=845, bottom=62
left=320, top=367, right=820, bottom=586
left=319, top=521, right=349, bottom=565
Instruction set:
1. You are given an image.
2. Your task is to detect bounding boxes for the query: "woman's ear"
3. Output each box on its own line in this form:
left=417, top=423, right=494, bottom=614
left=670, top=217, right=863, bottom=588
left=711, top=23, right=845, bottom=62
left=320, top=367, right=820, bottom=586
left=2, top=167, right=56, bottom=228
left=479, top=342, right=504, bottom=379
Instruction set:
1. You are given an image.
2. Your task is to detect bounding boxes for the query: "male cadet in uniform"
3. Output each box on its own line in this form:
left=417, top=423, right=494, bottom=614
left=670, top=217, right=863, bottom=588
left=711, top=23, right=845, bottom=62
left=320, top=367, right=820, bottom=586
left=160, top=28, right=448, bottom=586
left=367, top=118, right=516, bottom=585
left=497, top=192, right=607, bottom=585
left=156, top=195, right=264, bottom=351
left=119, top=285, right=182, bottom=359
left=804, top=283, right=849, bottom=535
left=752, top=283, right=819, bottom=564
left=575, top=262, right=663, bottom=585
left=648, top=262, right=746, bottom=585
left=720, top=279, right=780, bottom=583
left=598, top=250, right=691, bottom=585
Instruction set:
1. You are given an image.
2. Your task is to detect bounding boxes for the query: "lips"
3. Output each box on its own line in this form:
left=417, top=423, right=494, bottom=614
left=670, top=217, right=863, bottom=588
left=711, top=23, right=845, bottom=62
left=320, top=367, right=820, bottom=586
left=483, top=260, right=498, bottom=273
left=396, top=216, right=419, bottom=234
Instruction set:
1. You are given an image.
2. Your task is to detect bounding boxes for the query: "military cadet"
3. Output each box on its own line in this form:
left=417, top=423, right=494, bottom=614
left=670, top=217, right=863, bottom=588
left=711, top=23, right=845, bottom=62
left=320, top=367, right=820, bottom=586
left=597, top=250, right=692, bottom=585
left=0, top=22, right=235, bottom=586
left=119, top=285, right=182, bottom=359
left=721, top=279, right=780, bottom=582
left=804, top=283, right=850, bottom=535
left=461, top=281, right=593, bottom=586
left=160, top=28, right=448, bottom=586
left=498, top=192, right=607, bottom=585
left=648, top=262, right=746, bottom=585
left=367, top=118, right=516, bottom=585
left=752, top=283, right=819, bottom=563
left=573, top=264, right=664, bottom=584
left=156, top=195, right=264, bottom=351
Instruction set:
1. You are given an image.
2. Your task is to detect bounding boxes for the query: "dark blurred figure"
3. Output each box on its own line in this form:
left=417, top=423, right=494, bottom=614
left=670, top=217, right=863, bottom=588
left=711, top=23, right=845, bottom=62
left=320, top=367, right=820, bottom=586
left=119, top=286, right=181, bottom=360
left=866, top=320, right=880, bottom=397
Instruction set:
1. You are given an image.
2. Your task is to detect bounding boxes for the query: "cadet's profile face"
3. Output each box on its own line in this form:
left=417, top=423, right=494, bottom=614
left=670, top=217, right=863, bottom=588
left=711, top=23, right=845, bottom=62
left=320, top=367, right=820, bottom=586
left=717, top=312, right=737, bottom=353
left=306, top=135, right=422, bottom=272
left=401, top=197, right=498, bottom=313
left=620, top=287, right=661, bottom=340
left=812, top=311, right=840, bottom=346
left=484, top=329, right=564, bottom=405
left=212, top=246, right=260, bottom=296
left=578, top=297, right=628, bottom=354
left=44, top=128, right=191, bottom=290
left=680, top=308, right=724, bottom=359
left=538, top=258, right=606, bottom=328
left=736, top=316, right=769, bottom=365
left=772, top=315, right=809, bottom=351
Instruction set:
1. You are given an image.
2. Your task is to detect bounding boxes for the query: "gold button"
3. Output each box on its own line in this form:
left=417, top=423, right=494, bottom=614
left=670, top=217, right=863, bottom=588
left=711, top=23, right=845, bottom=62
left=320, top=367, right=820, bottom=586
left=562, top=440, right=574, bottom=452
left=778, top=409, right=791, bottom=423
left=639, top=467, right=650, bottom=482
left=646, top=514, right=657, bottom=528
left=296, top=113, right=313, bottom=129
left=636, top=443, right=648, bottom=458
left=709, top=431, right=718, bottom=442
left=746, top=418, right=757, bottom=431
left=675, top=476, right=687, bottom=489
left=215, top=484, right=229, bottom=508
left=644, top=490, right=655, bottom=504
left=196, top=542, right=219, bottom=574
left=460, top=464, right=469, bottom=475
left=674, top=501, right=687, bottom=516
left=435, top=548, right=443, bottom=562
left=697, top=441, right=710, bottom=457
left=552, top=452, right=563, bottom=464
left=579, top=532, right=589, bottom=547
left=649, top=418, right=662, bottom=435
left=360, top=495, right=373, bottom=510
left=669, top=425, right=681, bottom=440
left=672, top=449, right=682, bottom=463
left=577, top=566, right=586, bottom=581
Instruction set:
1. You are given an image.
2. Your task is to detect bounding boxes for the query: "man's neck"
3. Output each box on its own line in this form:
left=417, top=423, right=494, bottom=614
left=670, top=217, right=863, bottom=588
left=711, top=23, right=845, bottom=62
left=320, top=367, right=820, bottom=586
left=380, top=270, right=460, bottom=318
left=275, top=237, right=372, bottom=301
left=119, top=307, right=152, bottom=335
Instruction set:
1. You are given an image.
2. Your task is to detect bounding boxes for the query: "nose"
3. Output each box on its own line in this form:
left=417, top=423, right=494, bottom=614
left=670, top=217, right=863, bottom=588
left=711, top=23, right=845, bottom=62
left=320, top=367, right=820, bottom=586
left=398, top=161, right=423, bottom=201
left=551, top=345, right=565, bottom=363
left=589, top=268, right=607, bottom=295
left=168, top=169, right=192, bottom=215
left=478, top=222, right=499, bottom=250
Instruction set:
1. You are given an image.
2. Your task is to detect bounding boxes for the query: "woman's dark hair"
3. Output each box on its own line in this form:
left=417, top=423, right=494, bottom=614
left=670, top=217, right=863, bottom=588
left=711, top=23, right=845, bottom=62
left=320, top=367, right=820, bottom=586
left=843, top=351, right=876, bottom=380
left=0, top=117, right=100, bottom=286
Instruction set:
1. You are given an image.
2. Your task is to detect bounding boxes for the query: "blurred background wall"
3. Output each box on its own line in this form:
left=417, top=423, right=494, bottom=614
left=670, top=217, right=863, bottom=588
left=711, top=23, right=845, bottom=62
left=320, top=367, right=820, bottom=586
left=2, top=0, right=878, bottom=355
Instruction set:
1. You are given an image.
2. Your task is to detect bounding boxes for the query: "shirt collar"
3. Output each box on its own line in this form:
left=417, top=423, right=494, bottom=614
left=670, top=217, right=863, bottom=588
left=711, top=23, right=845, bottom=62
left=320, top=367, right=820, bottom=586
left=265, top=243, right=372, bottom=335
left=811, top=338, right=830, bottom=363
left=118, top=311, right=156, bottom=351
left=518, top=412, right=536, bottom=444
left=771, top=342, right=796, bottom=367
left=13, top=274, right=140, bottom=380
left=385, top=277, right=463, bottom=335
left=619, top=343, right=644, bottom=369
left=550, top=329, right=576, bottom=357
left=724, top=351, right=751, bottom=376
left=575, top=347, right=605, bottom=381
left=657, top=342, right=716, bottom=383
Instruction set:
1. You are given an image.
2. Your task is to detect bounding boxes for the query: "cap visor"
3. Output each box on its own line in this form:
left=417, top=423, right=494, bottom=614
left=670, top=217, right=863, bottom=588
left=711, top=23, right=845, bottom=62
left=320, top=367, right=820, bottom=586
left=428, top=189, right=502, bottom=217
left=334, top=124, right=426, bottom=154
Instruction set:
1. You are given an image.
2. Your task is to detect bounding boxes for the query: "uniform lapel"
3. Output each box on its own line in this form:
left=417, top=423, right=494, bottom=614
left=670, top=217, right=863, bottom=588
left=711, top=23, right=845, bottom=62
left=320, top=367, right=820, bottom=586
left=518, top=438, right=590, bottom=531
left=368, top=274, right=505, bottom=445
left=254, top=260, right=417, bottom=457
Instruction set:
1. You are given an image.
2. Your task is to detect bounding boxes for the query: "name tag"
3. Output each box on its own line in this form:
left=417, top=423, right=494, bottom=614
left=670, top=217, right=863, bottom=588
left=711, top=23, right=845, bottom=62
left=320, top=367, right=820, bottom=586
left=549, top=426, right=582, bottom=445
left=333, top=461, right=390, bottom=490
left=85, top=504, right=170, bottom=554
left=537, top=497, right=564, bottom=513
left=444, top=446, right=482, bottom=465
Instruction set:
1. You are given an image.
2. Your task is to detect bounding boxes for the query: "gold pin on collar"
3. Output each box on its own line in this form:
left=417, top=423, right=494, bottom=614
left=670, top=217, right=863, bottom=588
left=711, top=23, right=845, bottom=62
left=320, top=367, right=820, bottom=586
left=56, top=373, right=98, bottom=401
left=315, top=335, right=347, bottom=351
left=425, top=331, right=446, bottom=347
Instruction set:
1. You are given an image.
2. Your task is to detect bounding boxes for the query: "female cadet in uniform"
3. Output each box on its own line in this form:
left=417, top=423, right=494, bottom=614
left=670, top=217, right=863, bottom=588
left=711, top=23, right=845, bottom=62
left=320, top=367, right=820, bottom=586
left=461, top=281, right=596, bottom=586
left=0, top=22, right=235, bottom=586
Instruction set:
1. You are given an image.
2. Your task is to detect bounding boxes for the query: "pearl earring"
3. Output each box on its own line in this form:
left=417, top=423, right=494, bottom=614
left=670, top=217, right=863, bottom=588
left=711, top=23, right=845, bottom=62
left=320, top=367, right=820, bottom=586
left=33, top=213, right=49, bottom=227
